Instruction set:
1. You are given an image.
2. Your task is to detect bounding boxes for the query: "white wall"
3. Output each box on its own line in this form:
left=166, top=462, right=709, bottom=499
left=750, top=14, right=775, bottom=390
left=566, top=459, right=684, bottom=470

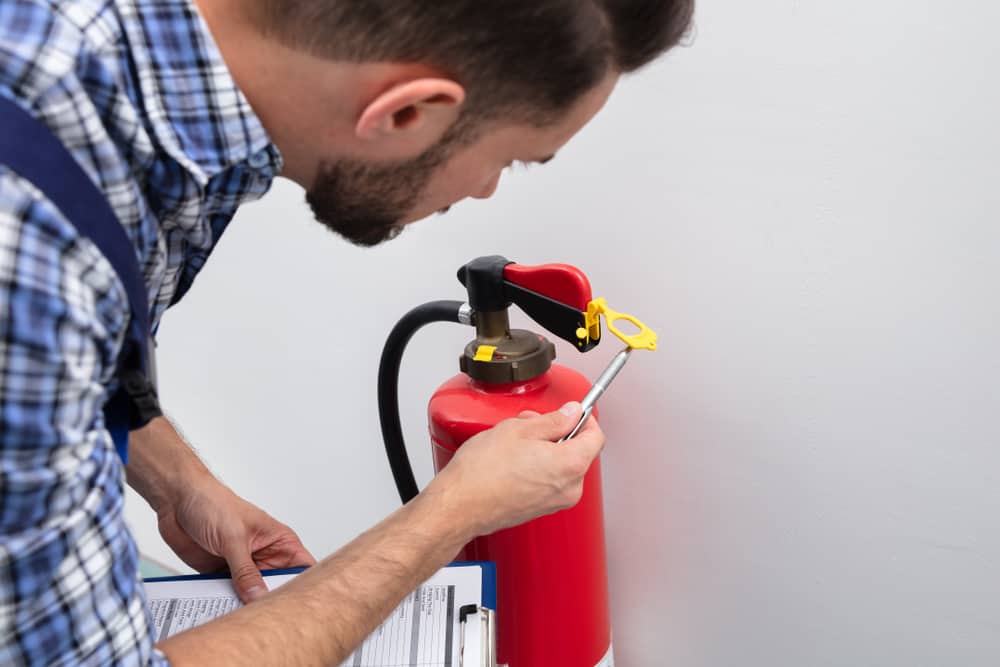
left=126, top=1, right=1000, bottom=664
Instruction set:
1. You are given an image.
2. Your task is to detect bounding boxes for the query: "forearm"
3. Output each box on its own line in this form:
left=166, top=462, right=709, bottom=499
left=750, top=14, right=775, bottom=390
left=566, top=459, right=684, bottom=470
left=126, top=416, right=214, bottom=513
left=156, top=481, right=475, bottom=666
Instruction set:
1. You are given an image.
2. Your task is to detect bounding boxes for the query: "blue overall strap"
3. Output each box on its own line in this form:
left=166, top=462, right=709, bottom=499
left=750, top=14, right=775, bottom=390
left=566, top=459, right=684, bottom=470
left=0, top=94, right=161, bottom=462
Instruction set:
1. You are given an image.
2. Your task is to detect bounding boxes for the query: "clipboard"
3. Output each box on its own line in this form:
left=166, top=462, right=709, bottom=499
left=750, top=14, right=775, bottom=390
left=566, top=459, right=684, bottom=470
left=144, top=561, right=498, bottom=667
left=454, top=561, right=498, bottom=667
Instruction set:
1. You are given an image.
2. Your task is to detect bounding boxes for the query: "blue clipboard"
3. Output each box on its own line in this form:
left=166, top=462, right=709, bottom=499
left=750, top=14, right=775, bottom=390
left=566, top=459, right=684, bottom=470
left=144, top=560, right=497, bottom=612
left=145, top=560, right=498, bottom=665
left=449, top=561, right=497, bottom=611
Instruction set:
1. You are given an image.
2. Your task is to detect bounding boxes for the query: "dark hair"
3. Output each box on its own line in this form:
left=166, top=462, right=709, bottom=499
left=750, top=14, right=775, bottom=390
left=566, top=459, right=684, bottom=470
left=251, top=1, right=694, bottom=124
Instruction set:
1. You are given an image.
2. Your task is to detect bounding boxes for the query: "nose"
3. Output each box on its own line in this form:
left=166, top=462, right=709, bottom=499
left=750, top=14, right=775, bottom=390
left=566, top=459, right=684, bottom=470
left=472, top=172, right=502, bottom=200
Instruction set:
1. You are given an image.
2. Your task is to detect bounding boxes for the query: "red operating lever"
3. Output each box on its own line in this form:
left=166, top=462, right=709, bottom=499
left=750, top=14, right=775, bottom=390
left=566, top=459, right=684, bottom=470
left=503, top=263, right=593, bottom=312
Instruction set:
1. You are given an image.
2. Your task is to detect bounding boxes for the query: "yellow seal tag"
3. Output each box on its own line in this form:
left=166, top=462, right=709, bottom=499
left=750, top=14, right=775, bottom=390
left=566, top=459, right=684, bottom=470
left=473, top=345, right=498, bottom=362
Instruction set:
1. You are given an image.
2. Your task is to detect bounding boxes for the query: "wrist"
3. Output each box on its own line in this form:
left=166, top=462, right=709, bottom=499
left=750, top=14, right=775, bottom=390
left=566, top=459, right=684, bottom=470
left=150, top=462, right=216, bottom=518
left=416, top=474, right=484, bottom=546
left=126, top=416, right=215, bottom=514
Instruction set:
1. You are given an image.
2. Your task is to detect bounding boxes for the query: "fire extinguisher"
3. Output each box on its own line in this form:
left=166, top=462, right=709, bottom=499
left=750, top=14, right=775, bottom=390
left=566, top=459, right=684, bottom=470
left=377, top=255, right=656, bottom=667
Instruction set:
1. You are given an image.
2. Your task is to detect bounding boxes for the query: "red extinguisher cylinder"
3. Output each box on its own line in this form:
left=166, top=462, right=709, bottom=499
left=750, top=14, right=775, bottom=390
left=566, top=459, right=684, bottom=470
left=429, top=365, right=612, bottom=667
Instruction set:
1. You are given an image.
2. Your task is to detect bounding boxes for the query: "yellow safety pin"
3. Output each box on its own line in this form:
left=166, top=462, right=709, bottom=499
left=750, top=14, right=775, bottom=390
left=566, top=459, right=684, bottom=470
left=582, top=297, right=658, bottom=351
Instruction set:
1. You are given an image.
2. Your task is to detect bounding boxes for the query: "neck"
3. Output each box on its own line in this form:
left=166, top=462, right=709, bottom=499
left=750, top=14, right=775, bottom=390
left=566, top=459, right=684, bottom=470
left=192, top=0, right=358, bottom=186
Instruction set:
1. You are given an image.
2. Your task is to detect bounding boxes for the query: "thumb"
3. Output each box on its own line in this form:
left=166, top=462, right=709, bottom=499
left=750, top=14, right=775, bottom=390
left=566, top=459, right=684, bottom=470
left=225, top=545, right=268, bottom=604
left=520, top=402, right=582, bottom=441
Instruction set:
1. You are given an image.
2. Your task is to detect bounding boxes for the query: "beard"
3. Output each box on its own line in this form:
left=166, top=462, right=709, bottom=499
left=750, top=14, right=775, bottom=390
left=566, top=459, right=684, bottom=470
left=304, top=120, right=474, bottom=247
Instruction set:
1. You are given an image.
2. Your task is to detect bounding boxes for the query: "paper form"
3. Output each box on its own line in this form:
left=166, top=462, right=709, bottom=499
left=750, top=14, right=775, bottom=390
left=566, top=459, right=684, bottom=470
left=147, top=572, right=299, bottom=640
left=145, top=566, right=483, bottom=667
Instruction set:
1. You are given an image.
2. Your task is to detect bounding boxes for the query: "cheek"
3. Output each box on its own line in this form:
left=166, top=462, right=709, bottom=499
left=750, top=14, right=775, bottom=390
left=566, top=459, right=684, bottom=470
left=398, top=166, right=483, bottom=224
left=423, top=158, right=496, bottom=206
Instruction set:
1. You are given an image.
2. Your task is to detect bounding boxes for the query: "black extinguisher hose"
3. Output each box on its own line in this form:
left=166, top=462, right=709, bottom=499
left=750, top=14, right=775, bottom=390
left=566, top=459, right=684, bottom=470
left=378, top=300, right=466, bottom=504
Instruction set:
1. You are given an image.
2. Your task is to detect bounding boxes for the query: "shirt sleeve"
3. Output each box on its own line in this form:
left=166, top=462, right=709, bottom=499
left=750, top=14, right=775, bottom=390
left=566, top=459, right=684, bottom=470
left=0, top=167, right=169, bottom=665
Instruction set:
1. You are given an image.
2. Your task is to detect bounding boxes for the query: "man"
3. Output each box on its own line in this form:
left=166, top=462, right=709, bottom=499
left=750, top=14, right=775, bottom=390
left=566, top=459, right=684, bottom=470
left=0, top=0, right=694, bottom=663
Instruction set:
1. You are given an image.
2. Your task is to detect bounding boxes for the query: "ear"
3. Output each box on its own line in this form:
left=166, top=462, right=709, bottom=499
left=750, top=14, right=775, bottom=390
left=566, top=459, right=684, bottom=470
left=355, top=78, right=466, bottom=144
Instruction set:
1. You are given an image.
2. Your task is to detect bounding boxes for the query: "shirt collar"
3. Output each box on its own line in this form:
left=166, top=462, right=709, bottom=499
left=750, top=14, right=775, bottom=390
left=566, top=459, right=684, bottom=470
left=116, top=0, right=282, bottom=185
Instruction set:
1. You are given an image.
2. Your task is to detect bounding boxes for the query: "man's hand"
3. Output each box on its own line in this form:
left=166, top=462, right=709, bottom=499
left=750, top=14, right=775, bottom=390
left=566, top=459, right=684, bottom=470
left=127, top=417, right=316, bottom=603
left=157, top=479, right=317, bottom=602
left=427, top=401, right=606, bottom=537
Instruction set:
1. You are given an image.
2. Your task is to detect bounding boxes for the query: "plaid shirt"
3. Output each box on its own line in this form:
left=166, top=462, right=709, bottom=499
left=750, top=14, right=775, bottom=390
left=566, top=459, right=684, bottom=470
left=0, top=0, right=280, bottom=663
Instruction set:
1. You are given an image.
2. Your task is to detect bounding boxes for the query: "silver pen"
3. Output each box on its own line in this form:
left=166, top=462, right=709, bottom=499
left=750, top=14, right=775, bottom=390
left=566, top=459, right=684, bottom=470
left=559, top=347, right=633, bottom=442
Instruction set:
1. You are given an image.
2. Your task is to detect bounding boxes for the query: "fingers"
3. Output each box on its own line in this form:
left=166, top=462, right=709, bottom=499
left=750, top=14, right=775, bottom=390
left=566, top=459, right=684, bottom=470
left=566, top=414, right=605, bottom=461
left=515, top=402, right=583, bottom=442
left=278, top=540, right=318, bottom=568
left=553, top=417, right=605, bottom=510
left=262, top=521, right=318, bottom=568
left=224, top=544, right=268, bottom=604
left=296, top=546, right=319, bottom=567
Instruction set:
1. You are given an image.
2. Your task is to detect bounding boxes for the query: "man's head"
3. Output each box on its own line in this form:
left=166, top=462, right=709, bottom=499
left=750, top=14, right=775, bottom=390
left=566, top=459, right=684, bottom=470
left=203, top=0, right=694, bottom=245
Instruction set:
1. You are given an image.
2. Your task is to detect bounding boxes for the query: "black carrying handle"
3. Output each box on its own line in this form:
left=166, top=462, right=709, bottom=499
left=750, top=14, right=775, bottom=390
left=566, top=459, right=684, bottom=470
left=377, top=301, right=465, bottom=504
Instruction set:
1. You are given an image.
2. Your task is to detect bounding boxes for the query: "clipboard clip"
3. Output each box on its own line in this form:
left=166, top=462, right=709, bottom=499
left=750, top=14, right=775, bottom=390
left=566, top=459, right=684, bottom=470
left=459, top=604, right=502, bottom=667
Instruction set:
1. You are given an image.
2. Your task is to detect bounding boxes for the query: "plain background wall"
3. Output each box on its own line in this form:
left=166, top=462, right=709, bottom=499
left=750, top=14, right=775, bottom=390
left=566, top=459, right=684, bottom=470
left=125, top=1, right=1000, bottom=664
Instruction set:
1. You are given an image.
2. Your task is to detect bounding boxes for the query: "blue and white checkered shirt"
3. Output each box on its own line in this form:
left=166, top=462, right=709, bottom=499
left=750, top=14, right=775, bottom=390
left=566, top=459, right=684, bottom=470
left=0, top=0, right=280, bottom=663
